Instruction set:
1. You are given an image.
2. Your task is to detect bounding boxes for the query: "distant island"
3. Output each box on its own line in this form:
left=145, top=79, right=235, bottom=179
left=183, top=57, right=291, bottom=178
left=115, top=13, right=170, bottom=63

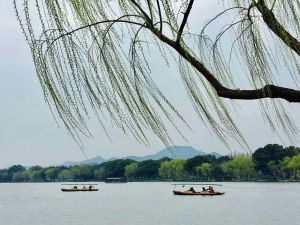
left=0, top=144, right=300, bottom=183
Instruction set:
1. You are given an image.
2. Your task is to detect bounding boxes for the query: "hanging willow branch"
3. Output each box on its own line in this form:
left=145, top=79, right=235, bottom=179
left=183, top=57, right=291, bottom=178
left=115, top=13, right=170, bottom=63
left=13, top=0, right=300, bottom=148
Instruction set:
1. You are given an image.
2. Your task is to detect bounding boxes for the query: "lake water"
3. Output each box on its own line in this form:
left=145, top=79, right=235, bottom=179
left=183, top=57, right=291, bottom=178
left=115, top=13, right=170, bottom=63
left=0, top=182, right=299, bottom=225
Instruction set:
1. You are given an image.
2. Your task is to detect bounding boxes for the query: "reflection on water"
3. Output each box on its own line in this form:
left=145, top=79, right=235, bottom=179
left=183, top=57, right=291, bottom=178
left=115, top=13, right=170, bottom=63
left=0, top=182, right=299, bottom=225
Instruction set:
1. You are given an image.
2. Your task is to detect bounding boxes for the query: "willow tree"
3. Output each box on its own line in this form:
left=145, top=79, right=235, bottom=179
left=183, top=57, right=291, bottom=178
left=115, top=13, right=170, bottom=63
left=13, top=0, right=300, bottom=149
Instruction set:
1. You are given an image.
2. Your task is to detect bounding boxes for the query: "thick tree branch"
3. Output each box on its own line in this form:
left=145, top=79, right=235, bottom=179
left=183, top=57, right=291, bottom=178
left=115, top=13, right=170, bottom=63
left=217, top=85, right=300, bottom=102
left=256, top=0, right=300, bottom=56
left=176, top=0, right=194, bottom=44
left=150, top=27, right=300, bottom=103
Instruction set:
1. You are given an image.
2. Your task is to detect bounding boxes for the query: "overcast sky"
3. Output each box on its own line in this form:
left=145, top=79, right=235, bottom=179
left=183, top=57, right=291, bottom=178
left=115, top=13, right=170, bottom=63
left=1, top=1, right=300, bottom=169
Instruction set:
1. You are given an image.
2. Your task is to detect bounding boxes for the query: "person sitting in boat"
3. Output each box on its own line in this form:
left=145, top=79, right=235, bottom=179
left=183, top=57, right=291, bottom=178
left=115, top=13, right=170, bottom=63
left=189, top=187, right=195, bottom=193
left=88, top=185, right=93, bottom=190
left=73, top=186, right=78, bottom=190
left=82, top=186, right=86, bottom=190
left=208, top=186, right=215, bottom=193
left=202, top=187, right=206, bottom=192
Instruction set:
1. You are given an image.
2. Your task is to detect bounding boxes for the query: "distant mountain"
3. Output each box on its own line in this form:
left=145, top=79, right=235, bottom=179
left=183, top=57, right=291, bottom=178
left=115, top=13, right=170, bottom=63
left=58, top=146, right=222, bottom=167
left=59, top=156, right=106, bottom=167
left=210, top=152, right=223, bottom=158
left=122, top=146, right=205, bottom=161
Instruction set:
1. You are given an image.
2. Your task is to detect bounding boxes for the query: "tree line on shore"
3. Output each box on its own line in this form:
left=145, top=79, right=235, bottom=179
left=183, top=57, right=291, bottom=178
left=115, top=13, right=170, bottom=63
left=1, top=144, right=300, bottom=182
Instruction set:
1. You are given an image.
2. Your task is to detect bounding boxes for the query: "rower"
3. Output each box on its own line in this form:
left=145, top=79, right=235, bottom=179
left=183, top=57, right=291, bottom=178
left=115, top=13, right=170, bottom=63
left=208, top=186, right=215, bottom=193
left=189, top=187, right=195, bottom=193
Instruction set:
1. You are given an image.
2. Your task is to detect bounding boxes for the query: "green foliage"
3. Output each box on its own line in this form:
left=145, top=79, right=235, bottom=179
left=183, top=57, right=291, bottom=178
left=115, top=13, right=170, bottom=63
left=28, top=169, right=45, bottom=182
left=195, top=162, right=213, bottom=180
left=252, top=144, right=299, bottom=176
left=94, top=167, right=106, bottom=180
left=58, top=169, right=74, bottom=181
left=221, top=156, right=255, bottom=180
left=124, top=162, right=138, bottom=179
left=267, top=160, right=280, bottom=178
left=30, top=166, right=43, bottom=171
left=44, top=167, right=61, bottom=181
left=99, top=159, right=134, bottom=178
left=288, top=154, right=300, bottom=178
left=279, top=156, right=292, bottom=179
left=159, top=159, right=186, bottom=180
left=70, top=165, right=93, bottom=180
left=185, top=155, right=217, bottom=174
left=15, top=0, right=300, bottom=149
left=14, top=0, right=191, bottom=147
left=1, top=145, right=300, bottom=182
left=12, top=172, right=28, bottom=182
left=2, top=165, right=27, bottom=181
left=7, top=165, right=26, bottom=174
left=134, top=160, right=161, bottom=179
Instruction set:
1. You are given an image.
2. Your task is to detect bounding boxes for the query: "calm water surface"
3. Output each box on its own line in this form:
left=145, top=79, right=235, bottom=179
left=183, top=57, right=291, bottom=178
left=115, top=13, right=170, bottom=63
left=0, top=182, right=299, bottom=225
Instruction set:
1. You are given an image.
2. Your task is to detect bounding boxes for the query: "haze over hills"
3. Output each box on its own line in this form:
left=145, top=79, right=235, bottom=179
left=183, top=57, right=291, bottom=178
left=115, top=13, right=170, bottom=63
left=59, top=146, right=222, bottom=167
left=60, top=156, right=106, bottom=167
left=123, top=146, right=206, bottom=161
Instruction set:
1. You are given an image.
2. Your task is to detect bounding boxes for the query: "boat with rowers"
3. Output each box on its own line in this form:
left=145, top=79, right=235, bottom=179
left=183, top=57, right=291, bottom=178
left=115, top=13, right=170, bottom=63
left=61, top=184, right=99, bottom=192
left=172, top=183, right=224, bottom=196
